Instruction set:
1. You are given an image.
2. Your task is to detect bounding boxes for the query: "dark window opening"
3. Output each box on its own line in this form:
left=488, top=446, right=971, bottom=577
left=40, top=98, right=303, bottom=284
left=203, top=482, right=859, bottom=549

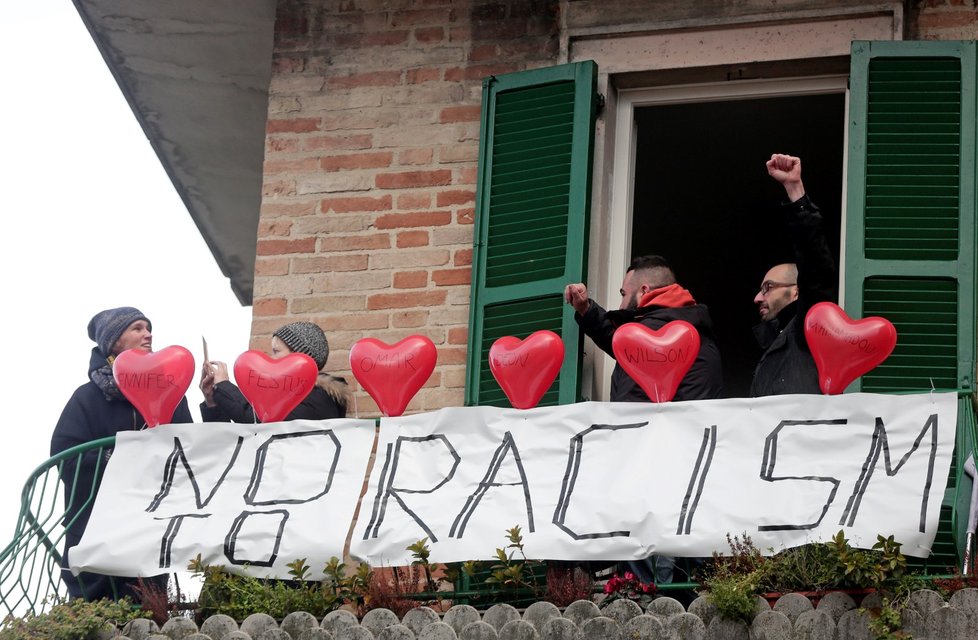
left=630, top=93, right=845, bottom=397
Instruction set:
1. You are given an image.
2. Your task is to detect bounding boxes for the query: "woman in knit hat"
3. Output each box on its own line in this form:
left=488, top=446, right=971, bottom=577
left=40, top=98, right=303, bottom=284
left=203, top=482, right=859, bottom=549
left=199, top=321, right=350, bottom=422
left=51, top=307, right=193, bottom=602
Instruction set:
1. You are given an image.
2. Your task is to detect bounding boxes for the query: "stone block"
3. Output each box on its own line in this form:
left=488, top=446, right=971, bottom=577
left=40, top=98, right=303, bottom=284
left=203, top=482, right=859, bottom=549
left=498, top=619, right=540, bottom=640
left=539, top=617, right=582, bottom=640
left=925, top=606, right=970, bottom=640
left=579, top=616, right=621, bottom=640
left=418, top=621, right=460, bottom=640
left=522, top=601, right=561, bottom=634
left=443, top=605, right=481, bottom=635
left=256, top=630, right=292, bottom=640
left=813, top=591, right=855, bottom=622
left=120, top=618, right=160, bottom=640
left=336, top=627, right=377, bottom=640
left=562, top=600, right=601, bottom=627
left=403, top=607, right=441, bottom=636
left=666, top=612, right=706, bottom=640
left=362, top=608, right=401, bottom=637
left=298, top=629, right=336, bottom=640
left=834, top=609, right=872, bottom=640
left=160, top=617, right=199, bottom=639
left=949, top=587, right=978, bottom=627
left=899, top=607, right=926, bottom=640
left=705, top=617, right=748, bottom=640
left=283, top=611, right=321, bottom=638
left=646, top=595, right=685, bottom=618
left=687, top=596, right=718, bottom=627
left=908, top=588, right=945, bottom=618
left=199, top=614, right=237, bottom=640
left=771, top=593, right=812, bottom=623
left=600, top=598, right=643, bottom=625
left=323, top=610, right=360, bottom=635
left=241, top=612, right=279, bottom=638
left=791, top=610, right=834, bottom=640
left=621, top=613, right=665, bottom=639
left=749, top=610, right=791, bottom=640
left=459, top=621, right=499, bottom=640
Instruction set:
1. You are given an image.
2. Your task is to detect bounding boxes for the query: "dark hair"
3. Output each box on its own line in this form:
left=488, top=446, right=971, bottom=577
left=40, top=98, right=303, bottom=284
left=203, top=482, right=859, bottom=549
left=627, top=255, right=677, bottom=288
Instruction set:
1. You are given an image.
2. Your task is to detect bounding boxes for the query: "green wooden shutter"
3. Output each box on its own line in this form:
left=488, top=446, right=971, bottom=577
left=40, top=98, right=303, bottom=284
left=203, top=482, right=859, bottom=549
left=845, top=41, right=976, bottom=394
left=845, top=40, right=978, bottom=573
left=465, top=61, right=598, bottom=407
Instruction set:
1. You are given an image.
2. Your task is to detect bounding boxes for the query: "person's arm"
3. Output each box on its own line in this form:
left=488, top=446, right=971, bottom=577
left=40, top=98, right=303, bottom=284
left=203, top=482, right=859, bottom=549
left=51, top=391, right=102, bottom=537
left=210, top=380, right=259, bottom=423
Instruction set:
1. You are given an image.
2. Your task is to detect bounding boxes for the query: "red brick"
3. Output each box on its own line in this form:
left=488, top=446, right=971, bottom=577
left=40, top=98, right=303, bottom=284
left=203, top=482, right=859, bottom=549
left=392, top=310, right=429, bottom=328
left=318, top=234, right=391, bottom=252
left=407, top=68, right=441, bottom=84
left=392, top=8, right=453, bottom=26
left=457, top=208, right=475, bottom=224
left=397, top=193, right=432, bottom=209
left=436, top=346, right=468, bottom=365
left=254, top=297, right=287, bottom=316
left=255, top=257, right=289, bottom=276
left=436, top=189, right=475, bottom=206
left=444, top=63, right=520, bottom=82
left=335, top=31, right=410, bottom=48
left=319, top=313, right=389, bottom=332
left=320, top=195, right=393, bottom=213
left=320, top=152, right=393, bottom=172
left=368, top=290, right=448, bottom=310
left=918, top=9, right=978, bottom=29
left=397, top=230, right=430, bottom=248
left=448, top=327, right=468, bottom=344
left=262, top=180, right=296, bottom=197
left=264, top=157, right=320, bottom=174
left=258, top=219, right=293, bottom=237
left=469, top=43, right=497, bottom=62
left=267, top=136, right=299, bottom=153
left=376, top=170, right=452, bottom=189
left=328, top=70, right=402, bottom=89
left=266, top=117, right=320, bottom=133
left=257, top=238, right=316, bottom=255
left=459, top=167, right=478, bottom=184
left=415, top=26, right=444, bottom=43
left=394, top=271, right=428, bottom=288
left=260, top=202, right=316, bottom=218
left=398, top=148, right=434, bottom=165
left=292, top=254, right=370, bottom=273
left=302, top=134, right=373, bottom=151
left=375, top=211, right=452, bottom=229
left=454, top=248, right=473, bottom=266
left=440, top=105, right=481, bottom=123
left=432, top=267, right=471, bottom=286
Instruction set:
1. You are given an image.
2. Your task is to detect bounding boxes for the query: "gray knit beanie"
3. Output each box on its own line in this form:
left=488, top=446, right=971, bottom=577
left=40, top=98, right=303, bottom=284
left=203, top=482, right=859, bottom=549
left=273, top=322, right=329, bottom=370
left=88, top=307, right=151, bottom=357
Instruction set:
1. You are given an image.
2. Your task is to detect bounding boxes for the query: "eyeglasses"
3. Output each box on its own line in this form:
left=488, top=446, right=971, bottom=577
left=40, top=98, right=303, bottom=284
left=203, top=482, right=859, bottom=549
left=758, top=280, right=797, bottom=296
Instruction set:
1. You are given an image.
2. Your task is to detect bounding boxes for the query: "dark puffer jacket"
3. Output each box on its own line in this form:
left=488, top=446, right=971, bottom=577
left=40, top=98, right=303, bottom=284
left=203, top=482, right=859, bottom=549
left=51, top=347, right=193, bottom=600
left=750, top=194, right=836, bottom=397
left=200, top=373, right=350, bottom=423
left=576, top=295, right=723, bottom=402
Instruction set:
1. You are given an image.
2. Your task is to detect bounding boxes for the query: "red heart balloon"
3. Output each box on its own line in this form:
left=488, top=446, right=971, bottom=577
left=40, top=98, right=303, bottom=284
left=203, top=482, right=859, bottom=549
left=233, top=351, right=319, bottom=422
left=611, top=321, right=700, bottom=403
left=113, top=346, right=195, bottom=427
left=804, top=302, right=897, bottom=395
left=489, top=330, right=565, bottom=409
left=349, top=336, right=437, bottom=417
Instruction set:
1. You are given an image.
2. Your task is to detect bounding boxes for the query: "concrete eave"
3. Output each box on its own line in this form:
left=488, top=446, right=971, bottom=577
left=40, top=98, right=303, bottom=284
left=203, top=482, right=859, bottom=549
left=71, top=0, right=277, bottom=305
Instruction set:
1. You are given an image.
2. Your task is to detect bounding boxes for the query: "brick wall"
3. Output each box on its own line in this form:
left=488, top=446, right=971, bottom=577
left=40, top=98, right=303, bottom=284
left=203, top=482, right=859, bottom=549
left=256, top=0, right=559, bottom=415
left=913, top=0, right=978, bottom=39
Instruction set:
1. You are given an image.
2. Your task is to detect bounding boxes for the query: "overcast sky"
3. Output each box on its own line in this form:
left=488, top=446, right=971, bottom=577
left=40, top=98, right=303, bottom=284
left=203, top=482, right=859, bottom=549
left=0, top=5, right=254, bottom=544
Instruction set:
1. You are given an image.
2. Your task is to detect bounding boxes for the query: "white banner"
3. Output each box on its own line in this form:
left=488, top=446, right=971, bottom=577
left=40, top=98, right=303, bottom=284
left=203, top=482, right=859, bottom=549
left=70, top=419, right=377, bottom=579
left=72, top=393, right=957, bottom=579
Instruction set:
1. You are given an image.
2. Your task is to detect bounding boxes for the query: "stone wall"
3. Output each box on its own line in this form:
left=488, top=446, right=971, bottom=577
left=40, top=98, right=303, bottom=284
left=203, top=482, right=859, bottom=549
left=112, top=589, right=978, bottom=638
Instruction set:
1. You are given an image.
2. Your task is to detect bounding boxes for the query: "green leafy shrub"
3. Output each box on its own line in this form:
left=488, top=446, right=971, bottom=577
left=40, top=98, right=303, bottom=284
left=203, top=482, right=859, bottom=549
left=0, top=597, right=149, bottom=640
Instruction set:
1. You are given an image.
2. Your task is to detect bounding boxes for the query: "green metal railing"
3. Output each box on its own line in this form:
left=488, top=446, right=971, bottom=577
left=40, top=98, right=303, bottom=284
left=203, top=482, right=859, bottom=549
left=0, top=436, right=116, bottom=617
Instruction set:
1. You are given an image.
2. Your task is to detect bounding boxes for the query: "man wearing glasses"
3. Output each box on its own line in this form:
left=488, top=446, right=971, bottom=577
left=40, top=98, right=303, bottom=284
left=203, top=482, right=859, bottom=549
left=750, top=154, right=836, bottom=396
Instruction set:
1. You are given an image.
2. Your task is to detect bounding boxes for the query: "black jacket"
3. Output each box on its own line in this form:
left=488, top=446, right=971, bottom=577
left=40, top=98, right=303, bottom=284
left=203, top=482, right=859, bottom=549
left=200, top=374, right=350, bottom=423
left=576, top=300, right=724, bottom=402
left=750, top=194, right=836, bottom=397
left=51, top=348, right=193, bottom=600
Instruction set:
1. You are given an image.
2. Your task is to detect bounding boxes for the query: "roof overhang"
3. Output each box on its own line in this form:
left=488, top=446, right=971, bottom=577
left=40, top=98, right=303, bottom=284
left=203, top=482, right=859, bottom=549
left=72, top=0, right=277, bottom=304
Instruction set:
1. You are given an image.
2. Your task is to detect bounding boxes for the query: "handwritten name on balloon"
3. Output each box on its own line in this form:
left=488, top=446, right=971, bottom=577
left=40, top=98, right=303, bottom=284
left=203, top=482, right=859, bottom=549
left=69, top=393, right=956, bottom=580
